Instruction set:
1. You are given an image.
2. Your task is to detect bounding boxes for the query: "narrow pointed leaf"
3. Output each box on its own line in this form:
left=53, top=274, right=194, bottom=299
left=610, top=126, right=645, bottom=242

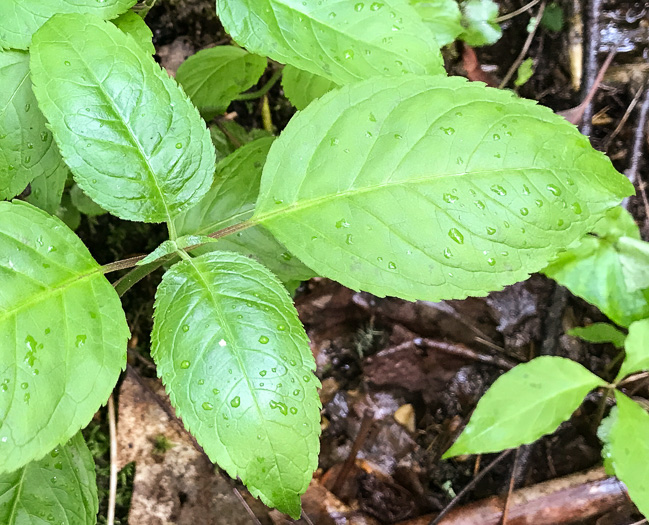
left=617, top=319, right=649, bottom=381
left=0, top=201, right=129, bottom=474
left=282, top=66, right=339, bottom=110
left=176, top=46, right=267, bottom=113
left=545, top=207, right=649, bottom=327
left=112, top=10, right=155, bottom=55
left=137, top=235, right=217, bottom=266
left=444, top=357, right=605, bottom=457
left=0, top=0, right=135, bottom=50
left=602, top=392, right=649, bottom=517
left=567, top=323, right=626, bottom=349
left=0, top=49, right=64, bottom=201
left=175, top=138, right=315, bottom=284
left=30, top=14, right=215, bottom=223
left=25, top=164, right=69, bottom=214
left=0, top=433, right=98, bottom=524
left=255, top=75, right=632, bottom=302
left=217, top=0, right=445, bottom=85
left=152, top=251, right=321, bottom=517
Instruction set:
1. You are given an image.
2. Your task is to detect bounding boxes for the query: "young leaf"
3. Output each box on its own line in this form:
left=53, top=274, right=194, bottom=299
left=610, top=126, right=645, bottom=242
left=176, top=46, right=267, bottom=114
left=459, top=0, right=502, bottom=46
left=616, top=236, right=649, bottom=292
left=70, top=184, right=107, bottom=217
left=175, top=137, right=315, bottom=284
left=0, top=201, right=129, bottom=474
left=254, top=75, right=632, bottom=302
left=545, top=207, right=649, bottom=327
left=24, top=164, right=69, bottom=214
left=444, top=357, right=605, bottom=457
left=567, top=323, right=626, bottom=349
left=30, top=14, right=215, bottom=223
left=282, top=65, right=340, bottom=110
left=0, top=433, right=98, bottom=524
left=151, top=251, right=321, bottom=518
left=601, top=392, right=649, bottom=517
left=514, top=57, right=535, bottom=87
left=0, top=49, right=64, bottom=201
left=112, top=10, right=155, bottom=55
left=616, top=319, right=649, bottom=381
left=216, top=0, right=445, bottom=85
left=410, top=0, right=463, bottom=46
left=137, top=235, right=217, bottom=266
left=0, top=0, right=135, bottom=50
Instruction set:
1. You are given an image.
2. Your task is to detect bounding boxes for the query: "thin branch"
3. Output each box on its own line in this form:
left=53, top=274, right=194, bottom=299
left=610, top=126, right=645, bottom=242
left=231, top=488, right=263, bottom=525
left=501, top=448, right=520, bottom=524
left=107, top=394, right=118, bottom=525
left=603, top=81, right=647, bottom=151
left=233, top=67, right=283, bottom=101
left=580, top=0, right=604, bottom=136
left=494, top=0, right=543, bottom=23
left=623, top=85, right=649, bottom=212
left=429, top=450, right=512, bottom=525
left=499, top=1, right=547, bottom=89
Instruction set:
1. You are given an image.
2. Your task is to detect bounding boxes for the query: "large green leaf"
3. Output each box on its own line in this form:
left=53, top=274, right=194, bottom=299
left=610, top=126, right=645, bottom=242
left=0, top=0, right=135, bottom=50
left=617, top=319, right=649, bottom=381
left=175, top=138, right=315, bottom=284
left=0, top=49, right=64, bottom=201
left=281, top=65, right=340, bottom=110
left=254, top=75, right=632, bottom=302
left=410, top=0, right=463, bottom=46
left=0, top=201, right=129, bottom=474
left=545, top=207, right=649, bottom=327
left=30, top=13, right=215, bottom=223
left=217, top=0, right=445, bottom=85
left=444, top=356, right=605, bottom=457
left=0, top=433, right=98, bottom=524
left=601, top=392, right=649, bottom=518
left=152, top=251, right=321, bottom=517
left=176, top=46, right=267, bottom=114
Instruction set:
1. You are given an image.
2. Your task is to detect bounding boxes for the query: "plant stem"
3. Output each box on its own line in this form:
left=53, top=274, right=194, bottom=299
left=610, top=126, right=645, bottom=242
left=107, top=394, right=118, bottom=525
left=494, top=0, right=543, bottom=23
left=233, top=68, right=283, bottom=101
left=113, top=259, right=168, bottom=297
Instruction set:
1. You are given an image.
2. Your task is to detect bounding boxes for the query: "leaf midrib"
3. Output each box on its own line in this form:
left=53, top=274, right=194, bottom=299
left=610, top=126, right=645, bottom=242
left=7, top=467, right=27, bottom=524
left=0, top=267, right=101, bottom=323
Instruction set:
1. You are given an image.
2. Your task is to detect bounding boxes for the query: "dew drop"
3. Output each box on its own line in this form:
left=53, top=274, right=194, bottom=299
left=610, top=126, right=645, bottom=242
left=492, top=133, right=500, bottom=141
left=520, top=207, right=529, bottom=216
left=180, top=360, right=190, bottom=369
left=175, top=142, right=183, bottom=149
left=490, top=184, right=507, bottom=196
left=443, top=247, right=453, bottom=259
left=388, top=261, right=397, bottom=269
left=269, top=400, right=288, bottom=415
left=443, top=193, right=458, bottom=203
left=75, top=334, right=87, bottom=347
left=344, top=49, right=354, bottom=60
left=202, top=402, right=214, bottom=411
left=230, top=396, right=241, bottom=408
left=212, top=388, right=220, bottom=395
left=486, top=227, right=497, bottom=235
left=448, top=228, right=464, bottom=245
left=260, top=370, right=267, bottom=377
left=474, top=200, right=486, bottom=210
left=487, top=257, right=496, bottom=266
left=290, top=407, right=298, bottom=415
left=293, top=389, right=300, bottom=396
left=571, top=202, right=582, bottom=214
left=330, top=137, right=339, bottom=146
left=441, top=127, right=455, bottom=135
left=24, top=104, right=31, bottom=112
left=182, top=324, right=189, bottom=332
left=259, top=335, right=269, bottom=344
left=21, top=382, right=28, bottom=390
left=345, top=233, right=353, bottom=245
left=335, top=218, right=350, bottom=228
left=277, top=324, right=286, bottom=331
left=546, top=184, right=562, bottom=196
left=394, top=133, right=403, bottom=140
left=354, top=2, right=364, bottom=10
left=369, top=112, right=377, bottom=122
left=370, top=2, right=383, bottom=10
left=64, top=61, right=71, bottom=66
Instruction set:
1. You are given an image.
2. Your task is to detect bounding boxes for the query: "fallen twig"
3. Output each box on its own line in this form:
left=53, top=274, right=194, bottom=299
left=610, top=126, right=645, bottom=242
left=107, top=394, right=118, bottom=525
left=580, top=0, right=604, bottom=136
left=402, top=468, right=629, bottom=525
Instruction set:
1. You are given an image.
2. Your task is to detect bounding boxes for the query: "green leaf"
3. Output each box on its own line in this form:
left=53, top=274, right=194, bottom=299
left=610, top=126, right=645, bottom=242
left=112, top=10, right=155, bottom=55
left=137, top=235, right=218, bottom=266
left=617, top=319, right=649, bottom=381
left=545, top=207, right=649, bottom=327
left=444, top=356, right=605, bottom=457
left=410, top=0, right=463, bottom=46
left=597, top=405, right=617, bottom=475
left=567, top=323, right=626, bottom=349
left=151, top=251, right=321, bottom=518
left=0, top=0, right=135, bottom=50
left=55, top=192, right=82, bottom=231
left=459, top=0, right=502, bottom=46
left=210, top=122, right=272, bottom=161
left=282, top=66, right=340, bottom=110
left=616, top=236, right=649, bottom=292
left=176, top=46, right=267, bottom=114
left=0, top=433, right=98, bottom=524
left=30, top=13, right=215, bottom=223
left=176, top=137, right=315, bottom=284
left=217, top=0, right=445, bottom=85
left=70, top=183, right=107, bottom=217
left=24, top=164, right=69, bottom=214
left=541, top=2, right=563, bottom=32
left=254, top=75, right=632, bottom=302
left=514, top=57, right=534, bottom=87
left=0, top=49, right=64, bottom=201
left=0, top=200, right=129, bottom=474
left=602, top=392, right=649, bottom=517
